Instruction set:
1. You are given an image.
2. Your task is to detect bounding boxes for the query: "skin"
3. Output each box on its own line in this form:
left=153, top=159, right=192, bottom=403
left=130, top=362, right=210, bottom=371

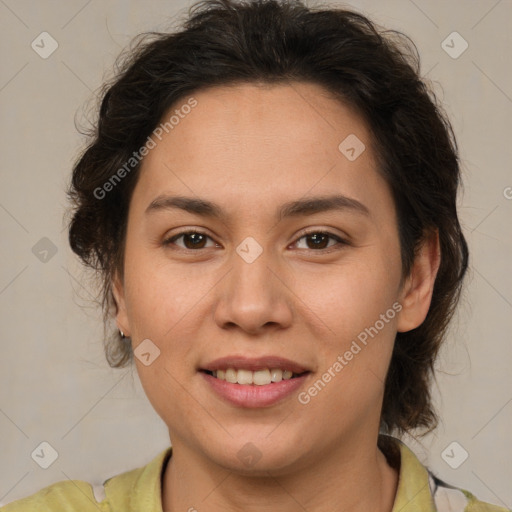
left=113, top=82, right=440, bottom=512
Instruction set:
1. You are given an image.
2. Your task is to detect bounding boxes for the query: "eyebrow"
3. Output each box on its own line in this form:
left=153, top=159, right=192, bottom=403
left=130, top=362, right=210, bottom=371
left=145, top=194, right=370, bottom=220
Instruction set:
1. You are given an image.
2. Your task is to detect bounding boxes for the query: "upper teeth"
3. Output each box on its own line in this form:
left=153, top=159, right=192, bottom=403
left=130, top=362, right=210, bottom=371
left=213, top=368, right=295, bottom=385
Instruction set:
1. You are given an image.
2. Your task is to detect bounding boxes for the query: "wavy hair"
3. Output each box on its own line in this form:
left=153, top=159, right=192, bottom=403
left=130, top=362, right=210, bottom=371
left=67, top=0, right=469, bottom=435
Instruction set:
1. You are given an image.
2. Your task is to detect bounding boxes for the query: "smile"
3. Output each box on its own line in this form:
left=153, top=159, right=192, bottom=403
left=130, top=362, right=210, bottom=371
left=201, top=371, right=310, bottom=407
left=204, top=368, right=303, bottom=385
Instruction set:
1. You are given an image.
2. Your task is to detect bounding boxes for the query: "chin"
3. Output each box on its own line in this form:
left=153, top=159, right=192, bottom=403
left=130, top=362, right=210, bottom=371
left=204, top=433, right=311, bottom=476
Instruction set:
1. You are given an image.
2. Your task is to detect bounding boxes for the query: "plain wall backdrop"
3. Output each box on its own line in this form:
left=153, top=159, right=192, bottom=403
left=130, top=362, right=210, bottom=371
left=1, top=0, right=511, bottom=507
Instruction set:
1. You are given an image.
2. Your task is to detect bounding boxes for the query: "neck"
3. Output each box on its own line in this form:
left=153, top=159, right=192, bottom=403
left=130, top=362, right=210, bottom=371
left=162, top=434, right=399, bottom=512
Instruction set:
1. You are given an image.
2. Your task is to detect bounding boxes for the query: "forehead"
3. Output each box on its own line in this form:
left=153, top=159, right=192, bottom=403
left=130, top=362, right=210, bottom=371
left=132, top=82, right=391, bottom=221
left=157, top=81, right=370, bottom=163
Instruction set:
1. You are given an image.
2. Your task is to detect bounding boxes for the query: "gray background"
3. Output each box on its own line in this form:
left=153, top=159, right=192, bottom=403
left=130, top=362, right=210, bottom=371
left=0, top=0, right=511, bottom=508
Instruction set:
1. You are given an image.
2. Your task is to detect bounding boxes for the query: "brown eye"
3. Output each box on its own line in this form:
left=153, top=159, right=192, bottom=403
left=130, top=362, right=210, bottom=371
left=164, top=231, right=216, bottom=250
left=294, top=231, right=347, bottom=251
left=163, top=229, right=347, bottom=253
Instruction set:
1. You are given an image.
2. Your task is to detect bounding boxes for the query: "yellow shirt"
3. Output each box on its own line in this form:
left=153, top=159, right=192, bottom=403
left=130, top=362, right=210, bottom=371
left=1, top=437, right=509, bottom=511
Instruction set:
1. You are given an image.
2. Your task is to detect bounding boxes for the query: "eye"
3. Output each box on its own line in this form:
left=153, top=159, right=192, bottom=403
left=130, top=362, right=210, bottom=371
left=293, top=230, right=348, bottom=251
left=163, top=230, right=218, bottom=250
left=163, top=229, right=348, bottom=252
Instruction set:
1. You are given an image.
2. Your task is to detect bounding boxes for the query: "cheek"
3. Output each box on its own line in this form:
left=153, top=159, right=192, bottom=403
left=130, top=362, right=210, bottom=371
left=298, top=251, right=401, bottom=397
left=123, top=252, right=198, bottom=338
left=299, top=252, right=401, bottom=335
left=123, top=238, right=401, bottom=346
left=298, top=268, right=399, bottom=421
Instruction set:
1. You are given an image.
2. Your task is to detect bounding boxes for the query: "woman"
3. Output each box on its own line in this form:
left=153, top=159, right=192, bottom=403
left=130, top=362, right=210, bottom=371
left=3, top=0, right=508, bottom=510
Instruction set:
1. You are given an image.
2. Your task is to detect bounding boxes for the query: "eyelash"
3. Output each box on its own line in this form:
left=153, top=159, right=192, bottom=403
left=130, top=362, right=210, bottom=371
left=163, top=229, right=349, bottom=253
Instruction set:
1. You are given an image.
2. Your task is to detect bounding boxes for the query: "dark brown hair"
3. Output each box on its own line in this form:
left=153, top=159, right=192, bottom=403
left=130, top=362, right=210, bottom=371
left=67, top=0, right=468, bottom=435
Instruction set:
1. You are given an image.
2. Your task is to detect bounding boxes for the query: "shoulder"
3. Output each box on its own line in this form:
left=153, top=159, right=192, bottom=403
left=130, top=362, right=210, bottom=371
left=0, top=479, right=106, bottom=511
left=429, top=473, right=511, bottom=512
left=381, top=435, right=510, bottom=512
left=1, top=447, right=172, bottom=512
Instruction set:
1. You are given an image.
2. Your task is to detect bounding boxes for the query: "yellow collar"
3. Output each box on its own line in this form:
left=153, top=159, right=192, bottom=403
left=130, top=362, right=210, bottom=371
left=388, top=437, right=436, bottom=511
left=103, top=436, right=435, bottom=511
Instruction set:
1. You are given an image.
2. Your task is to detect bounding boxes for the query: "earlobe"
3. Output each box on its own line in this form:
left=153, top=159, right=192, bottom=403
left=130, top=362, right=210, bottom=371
left=396, top=229, right=441, bottom=333
left=112, top=270, right=130, bottom=337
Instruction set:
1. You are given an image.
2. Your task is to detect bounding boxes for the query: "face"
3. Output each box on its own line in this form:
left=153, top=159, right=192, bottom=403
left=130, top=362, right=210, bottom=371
left=114, top=82, right=437, bottom=475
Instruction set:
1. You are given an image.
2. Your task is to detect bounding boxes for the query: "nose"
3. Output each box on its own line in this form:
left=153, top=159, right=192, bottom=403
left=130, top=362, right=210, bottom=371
left=213, top=246, right=294, bottom=336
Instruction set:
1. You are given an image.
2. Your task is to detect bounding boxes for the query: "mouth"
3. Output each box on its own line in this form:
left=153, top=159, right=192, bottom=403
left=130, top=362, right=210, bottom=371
left=199, top=356, right=311, bottom=408
left=201, top=368, right=306, bottom=385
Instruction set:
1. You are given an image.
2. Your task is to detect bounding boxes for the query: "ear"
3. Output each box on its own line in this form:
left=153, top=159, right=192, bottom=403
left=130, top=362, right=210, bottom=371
left=112, top=269, right=130, bottom=337
left=396, top=229, right=441, bottom=332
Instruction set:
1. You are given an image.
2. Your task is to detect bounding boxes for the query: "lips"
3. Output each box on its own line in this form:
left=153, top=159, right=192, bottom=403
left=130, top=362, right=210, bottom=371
left=199, top=356, right=310, bottom=407
left=201, top=355, right=308, bottom=375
